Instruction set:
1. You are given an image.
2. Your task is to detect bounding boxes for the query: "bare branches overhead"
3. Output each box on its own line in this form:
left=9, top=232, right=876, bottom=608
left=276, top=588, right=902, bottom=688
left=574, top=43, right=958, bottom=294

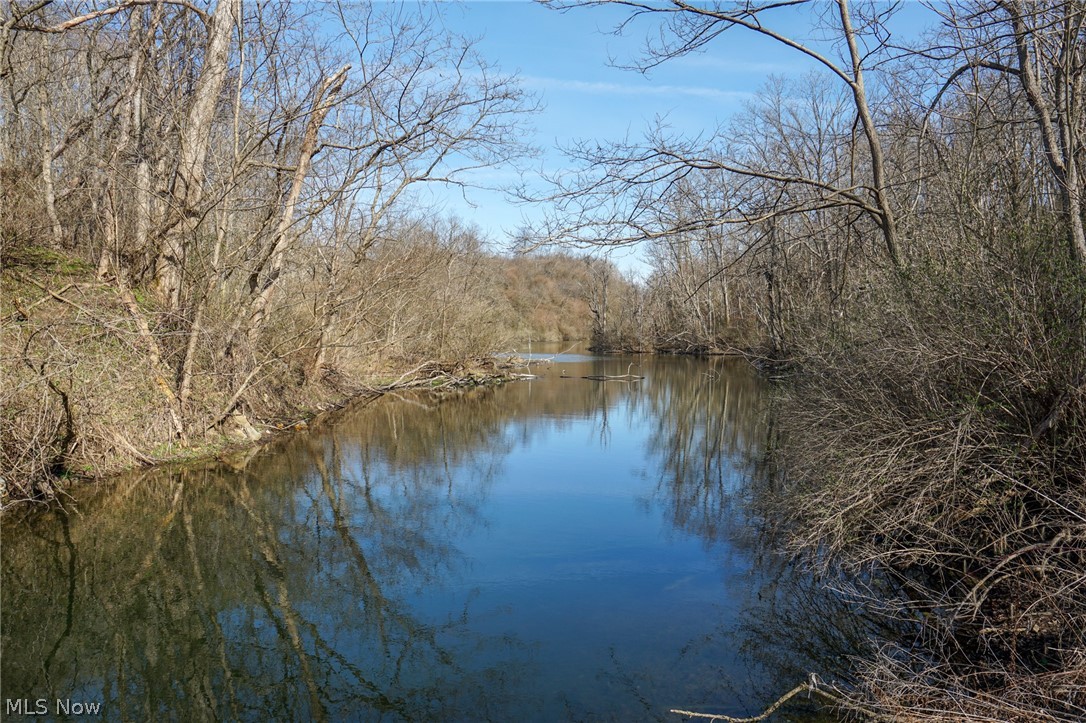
left=532, top=0, right=903, bottom=265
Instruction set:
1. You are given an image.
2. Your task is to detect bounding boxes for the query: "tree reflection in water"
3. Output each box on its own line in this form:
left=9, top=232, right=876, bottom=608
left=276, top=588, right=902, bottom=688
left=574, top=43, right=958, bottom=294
left=635, top=356, right=911, bottom=720
left=3, top=351, right=889, bottom=721
left=2, top=395, right=533, bottom=720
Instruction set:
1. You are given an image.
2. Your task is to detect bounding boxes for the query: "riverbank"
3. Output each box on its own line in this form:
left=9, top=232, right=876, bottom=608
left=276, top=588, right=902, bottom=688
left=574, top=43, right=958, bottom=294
left=589, top=240, right=1086, bottom=720
left=0, top=352, right=528, bottom=513
left=0, top=247, right=536, bottom=511
left=764, top=250, right=1086, bottom=721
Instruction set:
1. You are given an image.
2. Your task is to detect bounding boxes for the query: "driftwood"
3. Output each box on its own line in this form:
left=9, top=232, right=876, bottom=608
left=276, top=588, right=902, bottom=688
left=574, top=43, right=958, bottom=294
left=670, top=675, right=892, bottom=722
left=563, top=363, right=643, bottom=381
left=529, top=342, right=579, bottom=363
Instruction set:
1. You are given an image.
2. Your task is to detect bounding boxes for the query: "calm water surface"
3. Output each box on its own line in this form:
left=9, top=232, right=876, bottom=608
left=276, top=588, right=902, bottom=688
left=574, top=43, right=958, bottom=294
left=2, top=346, right=870, bottom=721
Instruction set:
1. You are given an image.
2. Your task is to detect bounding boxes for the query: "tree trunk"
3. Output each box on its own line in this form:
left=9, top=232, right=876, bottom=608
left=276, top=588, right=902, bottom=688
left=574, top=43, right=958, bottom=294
left=838, top=0, right=901, bottom=267
left=246, top=64, right=350, bottom=343
left=1003, top=0, right=1086, bottom=267
left=154, top=0, right=241, bottom=309
left=115, top=276, right=187, bottom=442
left=37, top=88, right=63, bottom=246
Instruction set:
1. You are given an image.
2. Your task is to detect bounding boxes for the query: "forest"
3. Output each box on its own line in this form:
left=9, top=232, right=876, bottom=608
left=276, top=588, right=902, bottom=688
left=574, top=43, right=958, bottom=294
left=0, top=0, right=641, bottom=492
left=1, top=0, right=1084, bottom=720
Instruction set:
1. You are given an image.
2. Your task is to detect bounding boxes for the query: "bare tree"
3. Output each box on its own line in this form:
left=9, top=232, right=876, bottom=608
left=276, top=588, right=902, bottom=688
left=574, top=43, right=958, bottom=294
left=534, top=0, right=904, bottom=266
left=244, top=63, right=350, bottom=342
left=1, top=1, right=536, bottom=481
left=153, top=0, right=240, bottom=308
left=927, top=0, right=1086, bottom=266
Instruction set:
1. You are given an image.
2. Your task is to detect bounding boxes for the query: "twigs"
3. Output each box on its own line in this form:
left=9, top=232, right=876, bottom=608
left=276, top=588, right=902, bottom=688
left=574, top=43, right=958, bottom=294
left=670, top=676, right=893, bottom=722
left=23, top=278, right=98, bottom=319
left=580, top=362, right=644, bottom=381
left=528, top=342, right=580, bottom=363
left=670, top=682, right=814, bottom=722
left=771, top=245, right=1086, bottom=720
left=109, top=431, right=162, bottom=465
left=383, top=360, right=440, bottom=389
left=114, top=281, right=186, bottom=443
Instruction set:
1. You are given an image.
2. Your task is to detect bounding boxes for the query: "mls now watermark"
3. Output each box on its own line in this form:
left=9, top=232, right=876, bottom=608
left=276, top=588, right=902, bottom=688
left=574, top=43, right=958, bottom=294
left=5, top=699, right=103, bottom=716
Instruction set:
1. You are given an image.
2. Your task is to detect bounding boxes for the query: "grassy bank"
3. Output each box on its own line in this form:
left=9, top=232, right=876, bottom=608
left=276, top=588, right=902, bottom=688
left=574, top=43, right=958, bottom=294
left=0, top=247, right=531, bottom=509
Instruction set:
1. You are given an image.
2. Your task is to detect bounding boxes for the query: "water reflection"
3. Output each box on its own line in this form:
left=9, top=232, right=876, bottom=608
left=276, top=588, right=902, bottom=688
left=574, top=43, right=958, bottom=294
left=3, top=413, right=525, bottom=720
left=3, top=348, right=873, bottom=721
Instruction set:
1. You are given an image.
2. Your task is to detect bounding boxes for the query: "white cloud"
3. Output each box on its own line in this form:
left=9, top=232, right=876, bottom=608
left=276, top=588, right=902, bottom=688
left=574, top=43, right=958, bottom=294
left=671, top=54, right=799, bottom=74
left=519, top=74, right=752, bottom=103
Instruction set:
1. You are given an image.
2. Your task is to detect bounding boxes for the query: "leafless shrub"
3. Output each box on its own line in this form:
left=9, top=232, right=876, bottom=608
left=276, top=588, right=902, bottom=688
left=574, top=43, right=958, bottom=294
left=777, top=231, right=1086, bottom=719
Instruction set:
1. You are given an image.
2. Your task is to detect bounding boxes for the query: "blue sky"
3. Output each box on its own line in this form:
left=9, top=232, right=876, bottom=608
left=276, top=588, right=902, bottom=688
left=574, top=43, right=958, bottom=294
left=412, top=1, right=934, bottom=273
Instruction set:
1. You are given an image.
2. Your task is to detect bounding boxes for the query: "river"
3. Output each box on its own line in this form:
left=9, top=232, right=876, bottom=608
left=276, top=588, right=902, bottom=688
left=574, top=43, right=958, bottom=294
left=1, top=345, right=873, bottom=721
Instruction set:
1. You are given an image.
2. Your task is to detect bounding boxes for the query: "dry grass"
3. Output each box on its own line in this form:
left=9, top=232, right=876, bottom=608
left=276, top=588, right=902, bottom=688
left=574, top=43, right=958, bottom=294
left=775, top=234, right=1086, bottom=720
left=0, top=244, right=540, bottom=507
